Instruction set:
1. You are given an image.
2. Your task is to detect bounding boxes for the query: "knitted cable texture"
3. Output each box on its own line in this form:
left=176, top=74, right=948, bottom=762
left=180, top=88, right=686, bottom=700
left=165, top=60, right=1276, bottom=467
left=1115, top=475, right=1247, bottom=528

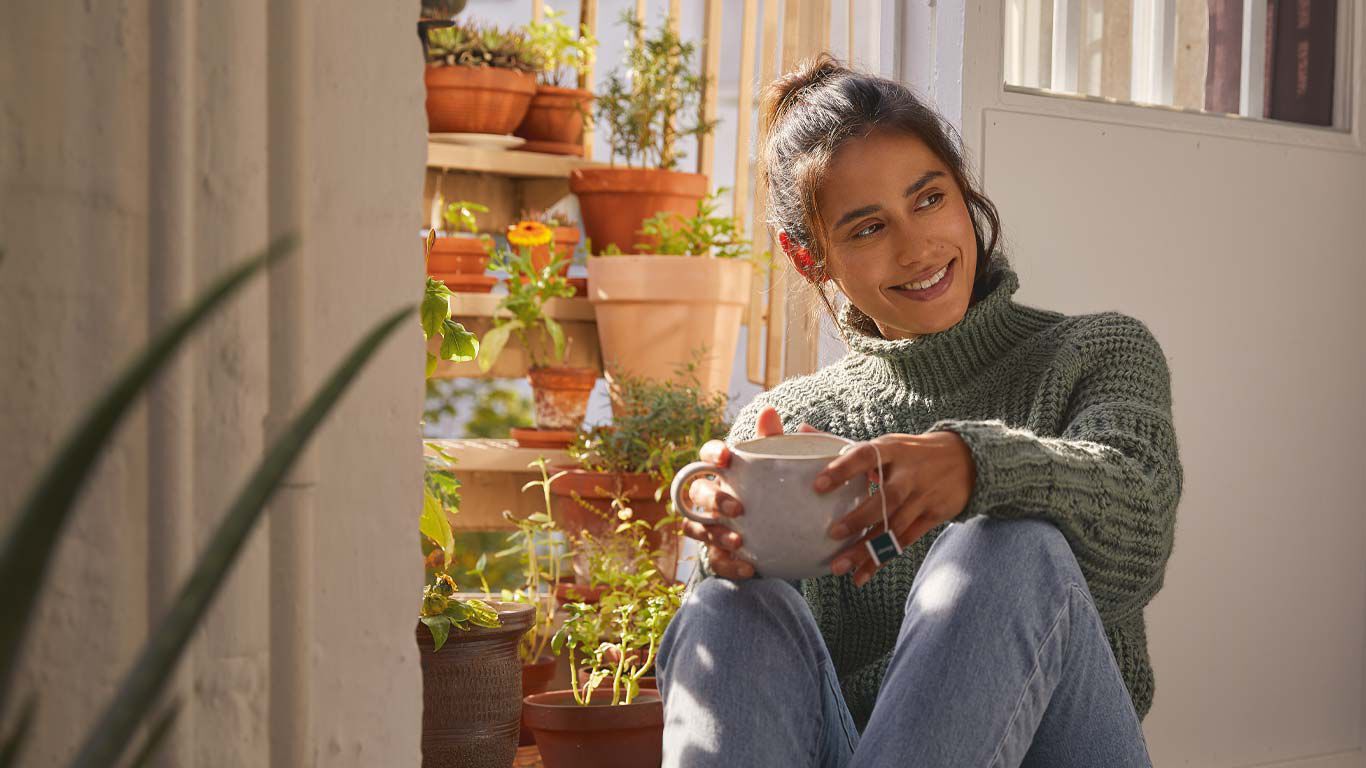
left=698, top=251, right=1183, bottom=730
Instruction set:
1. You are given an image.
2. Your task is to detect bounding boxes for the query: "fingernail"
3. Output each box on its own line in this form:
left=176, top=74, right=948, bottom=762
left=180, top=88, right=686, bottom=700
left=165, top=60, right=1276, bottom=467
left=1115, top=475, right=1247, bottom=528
left=739, top=563, right=754, bottom=577
left=828, top=524, right=848, bottom=539
left=832, top=558, right=850, bottom=575
left=721, top=499, right=740, bottom=516
left=727, top=532, right=742, bottom=547
left=815, top=475, right=831, bottom=491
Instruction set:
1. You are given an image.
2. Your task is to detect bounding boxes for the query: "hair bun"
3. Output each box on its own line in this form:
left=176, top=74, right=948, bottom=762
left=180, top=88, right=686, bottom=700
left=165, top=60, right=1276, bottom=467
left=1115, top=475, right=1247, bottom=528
left=763, top=52, right=848, bottom=127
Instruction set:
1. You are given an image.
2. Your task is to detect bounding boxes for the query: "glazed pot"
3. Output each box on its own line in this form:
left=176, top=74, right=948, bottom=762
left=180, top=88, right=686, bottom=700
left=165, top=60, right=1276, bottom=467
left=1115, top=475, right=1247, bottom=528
left=520, top=654, right=559, bottom=746
left=425, top=65, right=537, bottom=135
left=522, top=689, right=664, bottom=768
left=568, top=167, right=708, bottom=255
left=527, top=366, right=596, bottom=430
left=515, top=85, right=594, bottom=155
left=586, top=254, right=753, bottom=401
left=417, top=600, right=535, bottom=768
left=427, top=234, right=495, bottom=293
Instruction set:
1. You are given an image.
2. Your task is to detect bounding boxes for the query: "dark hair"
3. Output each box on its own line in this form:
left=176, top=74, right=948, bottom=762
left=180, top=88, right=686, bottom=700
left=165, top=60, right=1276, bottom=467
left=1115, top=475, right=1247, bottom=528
left=760, top=53, right=1003, bottom=330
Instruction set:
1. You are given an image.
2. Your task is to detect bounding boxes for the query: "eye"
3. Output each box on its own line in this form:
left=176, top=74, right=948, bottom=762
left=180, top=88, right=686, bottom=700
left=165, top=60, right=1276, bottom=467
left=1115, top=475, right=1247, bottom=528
left=915, top=192, right=945, bottom=211
left=853, top=222, right=883, bottom=239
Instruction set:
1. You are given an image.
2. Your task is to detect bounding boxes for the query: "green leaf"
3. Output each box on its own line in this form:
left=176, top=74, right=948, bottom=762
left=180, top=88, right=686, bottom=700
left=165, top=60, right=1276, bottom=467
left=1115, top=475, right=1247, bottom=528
left=425, top=352, right=439, bottom=378
left=419, top=488, right=454, bottom=563
left=420, top=281, right=452, bottom=339
left=422, top=615, right=452, bottom=651
left=439, top=319, right=478, bottom=362
left=68, top=302, right=412, bottom=768
left=543, top=315, right=565, bottom=362
left=475, top=321, right=519, bottom=373
left=0, top=236, right=294, bottom=715
left=124, top=700, right=181, bottom=768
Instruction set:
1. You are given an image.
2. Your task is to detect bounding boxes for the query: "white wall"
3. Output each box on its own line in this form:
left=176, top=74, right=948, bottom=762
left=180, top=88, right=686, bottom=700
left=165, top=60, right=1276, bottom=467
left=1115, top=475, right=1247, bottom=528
left=0, top=1, right=424, bottom=765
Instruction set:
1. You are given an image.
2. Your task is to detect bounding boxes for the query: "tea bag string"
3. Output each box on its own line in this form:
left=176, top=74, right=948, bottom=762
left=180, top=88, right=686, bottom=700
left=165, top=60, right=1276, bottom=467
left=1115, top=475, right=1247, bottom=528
left=837, top=437, right=889, bottom=538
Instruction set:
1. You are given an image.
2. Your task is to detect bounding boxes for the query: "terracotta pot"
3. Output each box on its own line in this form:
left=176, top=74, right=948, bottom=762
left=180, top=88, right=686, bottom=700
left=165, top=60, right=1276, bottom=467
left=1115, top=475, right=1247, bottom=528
left=418, top=600, right=535, bottom=768
left=513, top=226, right=579, bottom=281
left=427, top=235, right=493, bottom=292
left=554, top=579, right=608, bottom=606
left=586, top=254, right=753, bottom=402
left=425, top=65, right=537, bottom=135
left=548, top=469, right=681, bottom=580
left=568, top=167, right=709, bottom=255
left=520, top=654, right=559, bottom=746
left=515, top=85, right=594, bottom=155
left=527, top=366, right=596, bottom=430
left=522, top=689, right=664, bottom=768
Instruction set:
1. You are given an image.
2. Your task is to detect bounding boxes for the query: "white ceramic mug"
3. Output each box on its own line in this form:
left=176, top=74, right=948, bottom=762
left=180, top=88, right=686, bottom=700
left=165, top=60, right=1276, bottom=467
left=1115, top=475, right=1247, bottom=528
left=669, top=433, right=868, bottom=581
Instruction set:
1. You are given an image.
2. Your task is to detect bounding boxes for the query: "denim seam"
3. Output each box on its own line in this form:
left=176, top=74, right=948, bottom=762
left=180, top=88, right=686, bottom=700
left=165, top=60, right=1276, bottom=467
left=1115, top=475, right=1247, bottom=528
left=986, top=583, right=1078, bottom=768
left=822, top=662, right=860, bottom=755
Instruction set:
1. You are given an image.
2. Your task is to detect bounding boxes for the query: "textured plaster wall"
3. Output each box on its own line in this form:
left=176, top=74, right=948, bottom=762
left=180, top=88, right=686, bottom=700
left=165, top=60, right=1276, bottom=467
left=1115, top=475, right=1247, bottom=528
left=1, top=1, right=425, bottom=764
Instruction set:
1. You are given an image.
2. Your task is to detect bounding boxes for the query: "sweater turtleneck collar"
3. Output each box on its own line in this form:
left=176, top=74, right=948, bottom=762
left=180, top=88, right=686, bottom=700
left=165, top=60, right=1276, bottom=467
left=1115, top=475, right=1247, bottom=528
left=836, top=252, right=1045, bottom=395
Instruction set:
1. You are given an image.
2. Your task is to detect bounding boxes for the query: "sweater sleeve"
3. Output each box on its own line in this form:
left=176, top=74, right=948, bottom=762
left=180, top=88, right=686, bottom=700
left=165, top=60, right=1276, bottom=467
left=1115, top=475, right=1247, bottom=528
left=928, top=313, right=1183, bottom=623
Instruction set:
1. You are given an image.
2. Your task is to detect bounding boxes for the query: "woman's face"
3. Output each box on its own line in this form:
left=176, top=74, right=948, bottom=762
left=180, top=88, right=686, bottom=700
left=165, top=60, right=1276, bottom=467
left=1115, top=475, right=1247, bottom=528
left=814, top=130, right=978, bottom=340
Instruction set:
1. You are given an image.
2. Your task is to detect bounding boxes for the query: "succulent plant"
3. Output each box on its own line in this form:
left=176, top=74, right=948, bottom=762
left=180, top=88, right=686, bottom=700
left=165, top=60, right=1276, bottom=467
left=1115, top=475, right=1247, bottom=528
left=425, top=21, right=543, bottom=72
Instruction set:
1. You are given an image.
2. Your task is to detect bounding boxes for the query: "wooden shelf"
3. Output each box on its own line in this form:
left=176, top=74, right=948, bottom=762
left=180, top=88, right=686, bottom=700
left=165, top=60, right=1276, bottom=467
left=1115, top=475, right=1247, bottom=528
left=427, top=141, right=603, bottom=178
left=429, top=294, right=601, bottom=379
left=426, top=438, right=575, bottom=531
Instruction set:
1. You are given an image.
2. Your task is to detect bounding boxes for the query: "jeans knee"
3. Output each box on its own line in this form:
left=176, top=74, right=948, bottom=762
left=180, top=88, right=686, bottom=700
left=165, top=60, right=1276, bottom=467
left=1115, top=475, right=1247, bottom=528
left=907, top=517, right=1085, bottom=616
left=671, top=577, right=820, bottom=657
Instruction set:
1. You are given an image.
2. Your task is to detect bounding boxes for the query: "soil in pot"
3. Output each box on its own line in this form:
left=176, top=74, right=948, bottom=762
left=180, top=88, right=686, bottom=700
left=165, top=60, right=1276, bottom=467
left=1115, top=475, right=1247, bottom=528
left=520, top=654, right=559, bottom=746
left=568, top=167, right=708, bottom=255
left=527, top=366, right=596, bottom=431
left=425, top=65, right=537, bottom=135
left=587, top=254, right=752, bottom=403
left=515, top=86, right=594, bottom=155
left=523, top=689, right=664, bottom=768
left=418, top=600, right=535, bottom=768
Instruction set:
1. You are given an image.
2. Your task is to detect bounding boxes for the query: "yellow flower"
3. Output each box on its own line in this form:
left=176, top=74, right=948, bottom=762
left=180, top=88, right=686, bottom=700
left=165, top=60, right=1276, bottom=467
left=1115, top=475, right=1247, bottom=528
left=507, top=220, right=553, bottom=248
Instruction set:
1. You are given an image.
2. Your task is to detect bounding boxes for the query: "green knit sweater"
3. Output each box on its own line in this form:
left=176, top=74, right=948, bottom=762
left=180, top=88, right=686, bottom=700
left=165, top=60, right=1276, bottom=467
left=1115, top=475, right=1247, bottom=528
left=708, top=252, right=1182, bottom=730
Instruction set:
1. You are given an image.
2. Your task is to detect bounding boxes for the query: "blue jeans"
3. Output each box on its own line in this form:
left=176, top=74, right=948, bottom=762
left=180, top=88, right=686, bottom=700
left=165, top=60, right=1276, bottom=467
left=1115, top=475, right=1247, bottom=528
left=655, top=516, right=1153, bottom=767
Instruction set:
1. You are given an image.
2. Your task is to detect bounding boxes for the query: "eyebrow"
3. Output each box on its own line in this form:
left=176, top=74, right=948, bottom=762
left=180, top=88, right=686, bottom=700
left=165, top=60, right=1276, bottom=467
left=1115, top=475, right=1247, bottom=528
left=832, top=170, right=947, bottom=230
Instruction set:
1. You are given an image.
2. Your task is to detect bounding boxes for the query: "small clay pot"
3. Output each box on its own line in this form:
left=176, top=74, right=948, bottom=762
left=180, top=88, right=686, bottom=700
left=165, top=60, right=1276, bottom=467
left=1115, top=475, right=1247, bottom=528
left=418, top=600, right=535, bottom=768
left=523, top=689, right=664, bottom=768
left=427, top=235, right=493, bottom=292
left=526, top=366, right=596, bottom=430
left=515, top=85, right=594, bottom=155
left=548, top=469, right=682, bottom=581
left=568, top=167, right=709, bottom=255
left=425, top=65, right=537, bottom=135
left=554, top=578, right=608, bottom=606
left=520, top=654, right=559, bottom=746
left=515, top=226, right=579, bottom=279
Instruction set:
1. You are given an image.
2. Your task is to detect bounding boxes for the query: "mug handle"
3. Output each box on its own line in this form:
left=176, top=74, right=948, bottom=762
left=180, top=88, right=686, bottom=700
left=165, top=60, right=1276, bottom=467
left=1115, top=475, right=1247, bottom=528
left=670, top=461, right=729, bottom=525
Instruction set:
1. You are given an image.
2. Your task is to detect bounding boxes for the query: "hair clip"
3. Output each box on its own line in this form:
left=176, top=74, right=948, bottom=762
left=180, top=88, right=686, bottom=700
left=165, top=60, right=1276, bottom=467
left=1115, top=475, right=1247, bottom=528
left=778, top=231, right=827, bottom=283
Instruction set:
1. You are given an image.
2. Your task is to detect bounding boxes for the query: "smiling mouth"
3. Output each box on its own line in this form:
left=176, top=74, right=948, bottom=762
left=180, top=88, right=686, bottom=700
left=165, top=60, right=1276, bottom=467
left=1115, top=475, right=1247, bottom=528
left=888, top=258, right=956, bottom=301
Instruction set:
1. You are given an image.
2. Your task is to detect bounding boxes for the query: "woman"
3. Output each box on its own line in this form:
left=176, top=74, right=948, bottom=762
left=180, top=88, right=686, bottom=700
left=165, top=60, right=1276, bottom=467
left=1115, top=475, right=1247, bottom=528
left=654, top=55, right=1182, bottom=767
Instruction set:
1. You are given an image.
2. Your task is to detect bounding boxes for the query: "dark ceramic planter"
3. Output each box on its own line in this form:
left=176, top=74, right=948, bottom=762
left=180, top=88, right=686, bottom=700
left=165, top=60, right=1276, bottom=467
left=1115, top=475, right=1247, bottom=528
left=417, top=599, right=534, bottom=768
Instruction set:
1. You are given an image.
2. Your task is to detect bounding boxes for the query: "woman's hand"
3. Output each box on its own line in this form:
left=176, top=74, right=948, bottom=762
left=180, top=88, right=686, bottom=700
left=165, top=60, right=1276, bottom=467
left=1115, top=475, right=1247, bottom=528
left=680, top=406, right=823, bottom=581
left=815, top=431, right=977, bottom=587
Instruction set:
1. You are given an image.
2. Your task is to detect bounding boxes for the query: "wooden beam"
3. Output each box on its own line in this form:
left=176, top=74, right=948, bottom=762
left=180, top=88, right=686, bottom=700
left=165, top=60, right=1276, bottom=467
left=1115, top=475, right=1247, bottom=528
left=698, top=0, right=724, bottom=178
left=580, top=0, right=597, bottom=160
left=747, top=0, right=781, bottom=387
left=1239, top=0, right=1267, bottom=117
left=531, top=0, right=544, bottom=23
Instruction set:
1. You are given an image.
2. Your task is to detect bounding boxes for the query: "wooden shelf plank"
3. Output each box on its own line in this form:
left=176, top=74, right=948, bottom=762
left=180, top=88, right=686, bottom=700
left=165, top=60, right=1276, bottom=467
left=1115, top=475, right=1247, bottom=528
left=427, top=141, right=603, bottom=178
left=426, top=438, right=576, bottom=531
left=429, top=295, right=601, bottom=379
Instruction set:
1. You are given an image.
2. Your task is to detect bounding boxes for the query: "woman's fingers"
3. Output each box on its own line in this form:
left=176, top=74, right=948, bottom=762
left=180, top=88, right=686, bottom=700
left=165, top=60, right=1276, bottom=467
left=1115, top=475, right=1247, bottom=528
left=698, top=439, right=731, bottom=466
left=755, top=406, right=784, bottom=437
left=830, top=496, right=929, bottom=584
left=707, top=546, right=755, bottom=580
left=681, top=519, right=744, bottom=551
left=687, top=477, right=743, bottom=519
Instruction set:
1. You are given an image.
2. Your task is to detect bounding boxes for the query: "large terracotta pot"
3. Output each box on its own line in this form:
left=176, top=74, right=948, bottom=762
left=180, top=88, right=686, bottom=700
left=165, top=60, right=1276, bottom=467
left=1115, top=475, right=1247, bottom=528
left=425, top=65, right=537, bottom=135
left=520, top=654, right=559, bottom=746
left=527, top=366, right=596, bottom=430
left=568, top=167, right=708, bottom=255
left=427, top=234, right=495, bottom=293
left=522, top=689, right=664, bottom=768
left=418, top=600, right=535, bottom=768
left=515, top=85, right=594, bottom=155
left=586, top=255, right=753, bottom=401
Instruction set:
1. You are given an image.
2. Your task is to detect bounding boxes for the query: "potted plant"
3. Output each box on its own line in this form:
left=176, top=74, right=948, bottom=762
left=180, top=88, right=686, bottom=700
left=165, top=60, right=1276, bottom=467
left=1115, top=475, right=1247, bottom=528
left=587, top=188, right=767, bottom=399
left=427, top=199, right=497, bottom=293
left=424, top=21, right=542, bottom=135
left=553, top=363, right=729, bottom=582
left=568, top=12, right=716, bottom=254
left=516, top=7, right=598, bottom=155
left=493, top=457, right=570, bottom=746
left=476, top=245, right=596, bottom=446
left=417, top=450, right=535, bottom=768
left=507, top=209, right=581, bottom=282
left=522, top=559, right=684, bottom=768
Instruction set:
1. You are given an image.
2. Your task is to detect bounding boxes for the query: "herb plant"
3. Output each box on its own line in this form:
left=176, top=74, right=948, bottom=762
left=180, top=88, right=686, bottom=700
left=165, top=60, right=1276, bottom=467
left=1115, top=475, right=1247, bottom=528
left=596, top=12, right=716, bottom=169
left=425, top=22, right=543, bottom=71
left=475, top=246, right=576, bottom=372
left=634, top=188, right=754, bottom=259
left=525, top=7, right=598, bottom=88
left=442, top=200, right=489, bottom=235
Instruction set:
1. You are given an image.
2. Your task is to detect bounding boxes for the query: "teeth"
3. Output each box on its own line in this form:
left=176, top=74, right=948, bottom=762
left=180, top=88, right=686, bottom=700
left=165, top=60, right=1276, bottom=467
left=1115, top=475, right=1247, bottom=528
left=898, top=265, right=948, bottom=291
